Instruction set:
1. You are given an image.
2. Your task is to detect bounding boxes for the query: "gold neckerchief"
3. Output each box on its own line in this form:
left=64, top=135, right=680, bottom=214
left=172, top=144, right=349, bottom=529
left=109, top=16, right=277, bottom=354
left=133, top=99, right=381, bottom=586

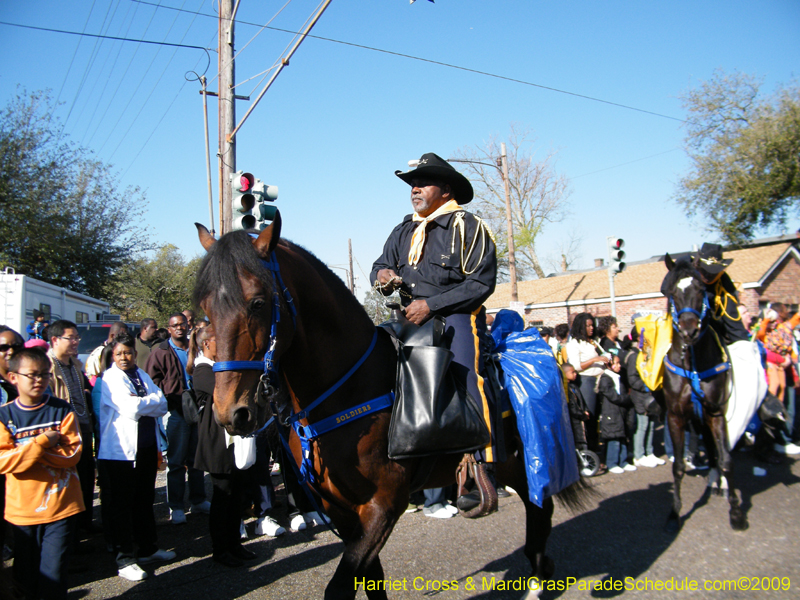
left=407, top=199, right=461, bottom=266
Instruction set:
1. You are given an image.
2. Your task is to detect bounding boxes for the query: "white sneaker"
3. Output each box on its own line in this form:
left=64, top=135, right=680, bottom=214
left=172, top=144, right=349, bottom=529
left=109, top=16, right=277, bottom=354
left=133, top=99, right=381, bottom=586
left=684, top=458, right=697, bottom=470
left=774, top=443, right=800, bottom=455
left=608, top=466, right=625, bottom=474
left=504, top=486, right=517, bottom=495
left=669, top=456, right=675, bottom=463
left=444, top=503, right=458, bottom=515
left=647, top=454, right=666, bottom=465
left=623, top=463, right=637, bottom=471
left=170, top=508, right=186, bottom=525
left=240, top=520, right=248, bottom=540
left=633, top=457, right=656, bottom=468
left=138, top=548, right=176, bottom=564
left=118, top=563, right=148, bottom=581
left=191, top=500, right=211, bottom=514
left=422, top=503, right=453, bottom=519
left=255, top=516, right=285, bottom=537
left=290, top=514, right=307, bottom=532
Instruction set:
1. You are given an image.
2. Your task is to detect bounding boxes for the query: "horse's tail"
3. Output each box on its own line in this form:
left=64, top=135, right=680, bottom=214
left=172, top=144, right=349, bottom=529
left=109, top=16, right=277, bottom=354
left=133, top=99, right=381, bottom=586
left=554, top=476, right=598, bottom=513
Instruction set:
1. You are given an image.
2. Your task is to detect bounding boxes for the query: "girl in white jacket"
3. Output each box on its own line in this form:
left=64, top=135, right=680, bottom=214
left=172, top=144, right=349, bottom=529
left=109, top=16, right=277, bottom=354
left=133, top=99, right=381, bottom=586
left=96, top=333, right=174, bottom=581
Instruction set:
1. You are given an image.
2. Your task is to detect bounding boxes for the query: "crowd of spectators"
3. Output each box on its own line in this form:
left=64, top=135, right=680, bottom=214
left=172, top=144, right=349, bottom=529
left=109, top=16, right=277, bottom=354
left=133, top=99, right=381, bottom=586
left=0, top=311, right=320, bottom=598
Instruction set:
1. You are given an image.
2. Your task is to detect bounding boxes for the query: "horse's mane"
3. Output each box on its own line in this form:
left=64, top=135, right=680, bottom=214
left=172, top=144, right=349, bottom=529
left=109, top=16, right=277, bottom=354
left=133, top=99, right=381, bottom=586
left=661, top=257, right=698, bottom=296
left=193, top=230, right=372, bottom=325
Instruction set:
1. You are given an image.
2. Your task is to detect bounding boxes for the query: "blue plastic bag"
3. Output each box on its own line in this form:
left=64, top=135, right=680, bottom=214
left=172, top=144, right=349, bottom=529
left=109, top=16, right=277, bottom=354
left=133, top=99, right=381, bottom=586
left=493, top=313, right=579, bottom=507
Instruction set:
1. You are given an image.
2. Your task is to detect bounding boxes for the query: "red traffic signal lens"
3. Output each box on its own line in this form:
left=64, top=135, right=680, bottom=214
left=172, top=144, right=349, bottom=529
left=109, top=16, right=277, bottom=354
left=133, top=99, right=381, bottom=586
left=239, top=173, right=254, bottom=193
left=610, top=238, right=624, bottom=250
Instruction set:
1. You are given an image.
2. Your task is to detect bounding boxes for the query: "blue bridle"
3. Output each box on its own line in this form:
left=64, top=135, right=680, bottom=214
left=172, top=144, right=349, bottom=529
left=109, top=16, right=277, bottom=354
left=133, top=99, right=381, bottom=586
left=212, top=249, right=297, bottom=401
left=665, top=282, right=729, bottom=419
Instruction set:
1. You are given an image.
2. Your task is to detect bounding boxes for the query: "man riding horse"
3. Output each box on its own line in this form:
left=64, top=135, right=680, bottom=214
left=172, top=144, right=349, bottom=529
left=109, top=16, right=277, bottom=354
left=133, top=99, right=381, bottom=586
left=690, top=243, right=767, bottom=449
left=370, top=153, right=498, bottom=513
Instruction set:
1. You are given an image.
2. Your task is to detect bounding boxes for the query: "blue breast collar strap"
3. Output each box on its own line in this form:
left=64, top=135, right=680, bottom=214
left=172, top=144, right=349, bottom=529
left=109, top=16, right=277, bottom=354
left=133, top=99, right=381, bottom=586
left=664, top=355, right=730, bottom=419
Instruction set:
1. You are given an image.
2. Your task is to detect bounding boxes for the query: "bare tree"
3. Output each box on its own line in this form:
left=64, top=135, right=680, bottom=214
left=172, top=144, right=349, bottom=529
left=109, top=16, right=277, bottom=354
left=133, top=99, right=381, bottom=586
left=542, top=228, right=584, bottom=275
left=452, top=124, right=572, bottom=280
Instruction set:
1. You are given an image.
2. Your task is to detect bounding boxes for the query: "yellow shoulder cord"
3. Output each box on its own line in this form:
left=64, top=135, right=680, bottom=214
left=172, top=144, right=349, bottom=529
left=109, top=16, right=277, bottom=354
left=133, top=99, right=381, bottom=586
left=712, top=280, right=742, bottom=322
left=451, top=213, right=493, bottom=275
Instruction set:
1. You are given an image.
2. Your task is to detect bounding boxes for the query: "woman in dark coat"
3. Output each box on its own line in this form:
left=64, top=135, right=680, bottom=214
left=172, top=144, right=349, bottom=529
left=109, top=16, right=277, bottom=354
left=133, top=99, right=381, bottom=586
left=190, top=326, right=257, bottom=568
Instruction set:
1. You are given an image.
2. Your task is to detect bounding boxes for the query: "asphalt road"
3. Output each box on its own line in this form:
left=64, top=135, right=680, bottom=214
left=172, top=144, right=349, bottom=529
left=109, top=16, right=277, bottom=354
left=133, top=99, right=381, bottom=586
left=59, top=446, right=800, bottom=600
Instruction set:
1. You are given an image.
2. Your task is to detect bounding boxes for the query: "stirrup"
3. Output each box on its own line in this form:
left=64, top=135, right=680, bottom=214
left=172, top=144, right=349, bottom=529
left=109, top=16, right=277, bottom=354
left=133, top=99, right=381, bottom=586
left=455, top=454, right=498, bottom=519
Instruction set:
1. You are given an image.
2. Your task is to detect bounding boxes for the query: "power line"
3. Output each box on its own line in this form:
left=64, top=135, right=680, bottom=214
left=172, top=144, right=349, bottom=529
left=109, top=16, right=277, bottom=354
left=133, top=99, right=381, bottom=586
left=570, top=147, right=682, bottom=180
left=0, top=20, right=209, bottom=51
left=128, top=0, right=684, bottom=123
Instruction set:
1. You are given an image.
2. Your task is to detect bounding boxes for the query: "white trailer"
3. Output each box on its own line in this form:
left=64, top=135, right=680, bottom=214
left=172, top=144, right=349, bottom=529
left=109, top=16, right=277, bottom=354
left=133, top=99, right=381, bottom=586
left=0, top=268, right=111, bottom=337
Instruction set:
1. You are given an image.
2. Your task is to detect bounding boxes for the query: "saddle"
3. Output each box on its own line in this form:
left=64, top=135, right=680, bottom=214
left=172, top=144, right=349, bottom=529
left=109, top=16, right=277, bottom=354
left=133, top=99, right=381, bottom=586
left=380, top=304, right=496, bottom=518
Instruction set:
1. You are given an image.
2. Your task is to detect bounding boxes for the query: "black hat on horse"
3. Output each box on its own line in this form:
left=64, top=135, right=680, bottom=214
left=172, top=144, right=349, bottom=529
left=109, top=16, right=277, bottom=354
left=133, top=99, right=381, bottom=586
left=395, top=152, right=474, bottom=204
left=693, top=243, right=733, bottom=280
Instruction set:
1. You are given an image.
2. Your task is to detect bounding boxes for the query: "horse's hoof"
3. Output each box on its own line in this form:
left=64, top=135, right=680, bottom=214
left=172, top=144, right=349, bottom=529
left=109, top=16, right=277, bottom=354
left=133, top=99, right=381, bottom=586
left=664, top=517, right=681, bottom=533
left=731, top=514, right=749, bottom=531
left=535, top=555, right=555, bottom=581
left=711, top=487, right=723, bottom=497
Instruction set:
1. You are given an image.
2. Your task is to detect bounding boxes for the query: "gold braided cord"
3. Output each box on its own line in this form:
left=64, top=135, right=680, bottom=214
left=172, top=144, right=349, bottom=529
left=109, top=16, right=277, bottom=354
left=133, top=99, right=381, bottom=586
left=712, top=279, right=742, bottom=322
left=451, top=213, right=492, bottom=275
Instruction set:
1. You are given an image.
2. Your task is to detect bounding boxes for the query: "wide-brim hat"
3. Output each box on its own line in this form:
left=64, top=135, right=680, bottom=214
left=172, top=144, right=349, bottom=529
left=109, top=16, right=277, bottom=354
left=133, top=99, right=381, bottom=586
left=395, top=152, right=474, bottom=204
left=693, top=242, right=732, bottom=276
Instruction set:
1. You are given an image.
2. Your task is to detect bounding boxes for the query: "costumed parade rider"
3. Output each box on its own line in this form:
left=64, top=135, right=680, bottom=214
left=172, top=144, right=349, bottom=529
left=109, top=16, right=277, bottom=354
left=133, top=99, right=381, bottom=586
left=692, top=243, right=768, bottom=448
left=370, top=153, right=499, bottom=515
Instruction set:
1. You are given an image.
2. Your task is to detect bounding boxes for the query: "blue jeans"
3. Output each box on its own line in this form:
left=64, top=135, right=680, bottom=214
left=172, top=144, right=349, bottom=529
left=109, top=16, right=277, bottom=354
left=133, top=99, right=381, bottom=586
left=13, top=515, right=76, bottom=600
left=633, top=413, right=655, bottom=459
left=606, top=439, right=628, bottom=469
left=423, top=487, right=447, bottom=508
left=166, top=411, right=206, bottom=510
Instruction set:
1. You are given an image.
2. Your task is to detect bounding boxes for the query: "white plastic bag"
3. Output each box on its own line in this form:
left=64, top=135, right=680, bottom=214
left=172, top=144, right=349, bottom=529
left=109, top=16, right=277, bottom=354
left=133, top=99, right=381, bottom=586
left=233, top=435, right=257, bottom=470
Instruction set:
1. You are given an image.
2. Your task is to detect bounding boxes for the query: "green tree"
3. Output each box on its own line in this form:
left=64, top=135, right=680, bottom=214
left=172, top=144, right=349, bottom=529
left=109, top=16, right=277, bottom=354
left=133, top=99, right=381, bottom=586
left=675, top=70, right=800, bottom=243
left=110, top=245, right=201, bottom=325
left=451, top=125, right=572, bottom=280
left=0, top=89, right=149, bottom=299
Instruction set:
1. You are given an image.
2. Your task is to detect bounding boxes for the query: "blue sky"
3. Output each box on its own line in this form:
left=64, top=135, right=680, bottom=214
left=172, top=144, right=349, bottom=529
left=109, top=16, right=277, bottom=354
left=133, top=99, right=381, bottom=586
left=1, top=1, right=798, bottom=301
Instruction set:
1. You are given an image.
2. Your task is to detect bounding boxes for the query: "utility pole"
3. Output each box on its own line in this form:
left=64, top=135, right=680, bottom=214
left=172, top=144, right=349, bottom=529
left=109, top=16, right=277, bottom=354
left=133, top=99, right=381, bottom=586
left=218, top=0, right=236, bottom=235
left=348, top=239, right=355, bottom=294
left=500, top=143, right=518, bottom=303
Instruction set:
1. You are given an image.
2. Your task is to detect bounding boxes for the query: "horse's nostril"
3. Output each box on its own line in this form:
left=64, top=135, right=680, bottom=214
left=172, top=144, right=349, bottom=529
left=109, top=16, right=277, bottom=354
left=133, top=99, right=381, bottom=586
left=232, top=407, right=252, bottom=429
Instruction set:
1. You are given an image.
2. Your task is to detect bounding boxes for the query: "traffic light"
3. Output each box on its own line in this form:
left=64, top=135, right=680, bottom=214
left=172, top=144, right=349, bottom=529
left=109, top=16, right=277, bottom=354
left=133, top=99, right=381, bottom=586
left=608, top=237, right=626, bottom=274
left=251, top=178, right=279, bottom=230
left=231, top=171, right=256, bottom=230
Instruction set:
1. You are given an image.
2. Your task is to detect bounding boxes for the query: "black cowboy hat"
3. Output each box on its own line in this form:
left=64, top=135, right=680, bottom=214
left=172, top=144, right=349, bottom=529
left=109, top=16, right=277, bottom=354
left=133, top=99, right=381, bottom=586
left=693, top=243, right=733, bottom=276
left=395, top=152, right=474, bottom=204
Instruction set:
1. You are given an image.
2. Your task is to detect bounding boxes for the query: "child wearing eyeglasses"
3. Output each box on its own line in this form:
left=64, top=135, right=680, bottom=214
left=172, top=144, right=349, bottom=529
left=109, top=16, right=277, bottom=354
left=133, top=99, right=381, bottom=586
left=0, top=347, right=85, bottom=600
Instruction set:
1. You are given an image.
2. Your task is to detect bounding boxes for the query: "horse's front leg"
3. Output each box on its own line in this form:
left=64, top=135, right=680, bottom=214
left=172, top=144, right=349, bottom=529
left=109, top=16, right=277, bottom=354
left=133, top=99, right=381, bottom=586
left=707, top=414, right=748, bottom=531
left=325, top=495, right=405, bottom=600
left=666, top=410, right=687, bottom=533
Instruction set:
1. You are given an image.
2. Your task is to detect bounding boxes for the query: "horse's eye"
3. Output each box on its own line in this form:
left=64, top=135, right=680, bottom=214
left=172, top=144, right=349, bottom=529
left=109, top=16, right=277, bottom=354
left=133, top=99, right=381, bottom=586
left=250, top=298, right=266, bottom=312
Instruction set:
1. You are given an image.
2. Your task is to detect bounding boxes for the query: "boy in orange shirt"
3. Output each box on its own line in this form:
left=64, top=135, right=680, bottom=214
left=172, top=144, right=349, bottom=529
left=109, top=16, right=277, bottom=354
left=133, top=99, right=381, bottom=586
left=0, top=347, right=84, bottom=600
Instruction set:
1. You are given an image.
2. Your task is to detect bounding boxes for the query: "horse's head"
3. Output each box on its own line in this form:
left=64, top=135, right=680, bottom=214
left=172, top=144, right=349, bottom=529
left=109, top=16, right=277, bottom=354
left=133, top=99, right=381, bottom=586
left=663, top=253, right=708, bottom=344
left=193, top=213, right=289, bottom=435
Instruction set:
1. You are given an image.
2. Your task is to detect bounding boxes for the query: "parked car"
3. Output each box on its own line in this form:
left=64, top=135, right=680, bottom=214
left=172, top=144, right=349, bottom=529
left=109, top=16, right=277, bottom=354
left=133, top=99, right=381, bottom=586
left=76, top=321, right=141, bottom=367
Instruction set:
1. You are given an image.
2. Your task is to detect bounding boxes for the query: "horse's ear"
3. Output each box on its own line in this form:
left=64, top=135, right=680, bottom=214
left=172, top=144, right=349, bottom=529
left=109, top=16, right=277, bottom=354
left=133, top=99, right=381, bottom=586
left=253, top=211, right=282, bottom=258
left=196, top=223, right=216, bottom=251
left=664, top=253, right=675, bottom=271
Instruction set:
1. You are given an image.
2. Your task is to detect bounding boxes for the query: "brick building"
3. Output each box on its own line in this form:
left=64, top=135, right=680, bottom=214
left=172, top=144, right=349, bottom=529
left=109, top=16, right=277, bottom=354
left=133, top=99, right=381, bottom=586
left=485, top=235, right=800, bottom=332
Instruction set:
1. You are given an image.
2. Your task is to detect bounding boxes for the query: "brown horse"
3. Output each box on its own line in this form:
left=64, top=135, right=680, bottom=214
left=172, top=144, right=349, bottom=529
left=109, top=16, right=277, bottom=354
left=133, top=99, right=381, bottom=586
left=194, top=214, right=587, bottom=599
left=660, top=255, right=747, bottom=532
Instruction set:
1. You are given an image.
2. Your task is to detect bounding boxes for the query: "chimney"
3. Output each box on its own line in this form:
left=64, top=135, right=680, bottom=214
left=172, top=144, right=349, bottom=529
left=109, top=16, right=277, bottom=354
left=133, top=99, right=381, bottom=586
left=561, top=254, right=567, bottom=272
left=594, top=258, right=604, bottom=268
